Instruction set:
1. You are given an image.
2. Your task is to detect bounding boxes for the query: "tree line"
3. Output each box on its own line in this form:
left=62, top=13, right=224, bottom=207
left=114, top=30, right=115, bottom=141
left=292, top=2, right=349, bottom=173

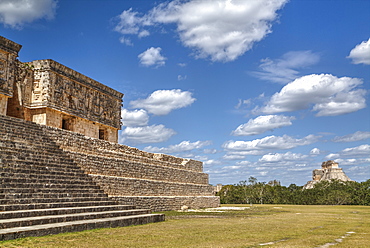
left=216, top=177, right=370, bottom=205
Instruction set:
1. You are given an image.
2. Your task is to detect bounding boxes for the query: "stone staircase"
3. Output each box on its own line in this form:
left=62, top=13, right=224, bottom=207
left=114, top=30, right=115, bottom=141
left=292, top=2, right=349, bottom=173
left=0, top=115, right=164, bottom=241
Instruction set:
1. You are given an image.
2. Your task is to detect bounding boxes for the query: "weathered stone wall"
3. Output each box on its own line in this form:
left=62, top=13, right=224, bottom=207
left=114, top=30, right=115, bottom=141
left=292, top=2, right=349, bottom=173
left=111, top=196, right=220, bottom=212
left=0, top=36, right=22, bottom=98
left=0, top=94, right=7, bottom=115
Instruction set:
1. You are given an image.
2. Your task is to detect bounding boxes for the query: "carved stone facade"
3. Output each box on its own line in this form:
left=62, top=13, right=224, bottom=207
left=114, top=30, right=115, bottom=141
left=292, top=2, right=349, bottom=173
left=0, top=36, right=22, bottom=116
left=0, top=36, right=123, bottom=143
left=304, top=160, right=352, bottom=189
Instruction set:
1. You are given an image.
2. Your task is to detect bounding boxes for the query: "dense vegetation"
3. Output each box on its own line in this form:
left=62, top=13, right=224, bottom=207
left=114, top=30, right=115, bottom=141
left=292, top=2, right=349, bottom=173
left=216, top=177, right=370, bottom=205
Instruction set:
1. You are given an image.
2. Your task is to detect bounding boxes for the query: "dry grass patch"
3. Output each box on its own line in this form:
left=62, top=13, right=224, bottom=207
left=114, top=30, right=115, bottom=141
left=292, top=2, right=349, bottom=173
left=0, top=204, right=369, bottom=248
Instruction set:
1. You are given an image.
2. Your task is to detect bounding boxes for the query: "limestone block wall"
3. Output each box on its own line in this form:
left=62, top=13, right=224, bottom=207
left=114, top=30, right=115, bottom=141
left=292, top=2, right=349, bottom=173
left=0, top=36, right=22, bottom=98
left=0, top=94, right=8, bottom=115
left=40, top=125, right=219, bottom=211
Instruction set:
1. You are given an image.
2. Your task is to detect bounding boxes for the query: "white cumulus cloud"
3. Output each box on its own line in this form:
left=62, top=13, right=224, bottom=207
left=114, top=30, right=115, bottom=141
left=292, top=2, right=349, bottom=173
left=130, top=89, right=196, bottom=115
left=114, top=0, right=288, bottom=62
left=223, top=134, right=319, bottom=152
left=144, top=140, right=212, bottom=154
left=121, top=109, right=149, bottom=127
left=231, top=115, right=295, bottom=136
left=332, top=131, right=370, bottom=143
left=138, top=47, right=166, bottom=67
left=342, top=144, right=370, bottom=157
left=347, top=38, right=370, bottom=65
left=120, top=124, right=176, bottom=144
left=252, top=50, right=320, bottom=84
left=0, top=0, right=57, bottom=29
left=262, top=74, right=366, bottom=116
left=259, top=152, right=307, bottom=163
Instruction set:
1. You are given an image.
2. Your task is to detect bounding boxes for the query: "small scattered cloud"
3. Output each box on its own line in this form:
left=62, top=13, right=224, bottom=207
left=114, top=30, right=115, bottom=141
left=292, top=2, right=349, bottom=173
left=121, top=109, right=149, bottom=127
left=114, top=0, right=288, bottom=62
left=347, top=38, right=370, bottom=65
left=138, top=47, right=166, bottom=67
left=119, top=37, right=133, bottom=46
left=114, top=8, right=152, bottom=37
left=231, top=115, right=295, bottom=136
left=0, top=0, right=57, bottom=29
left=119, top=124, right=176, bottom=144
left=130, top=89, right=196, bottom=115
left=310, top=148, right=320, bottom=155
left=204, top=159, right=222, bottom=166
left=262, top=74, right=366, bottom=116
left=332, top=131, right=370, bottom=143
left=177, top=75, right=187, bottom=81
left=144, top=140, right=212, bottom=154
left=251, top=50, right=320, bottom=84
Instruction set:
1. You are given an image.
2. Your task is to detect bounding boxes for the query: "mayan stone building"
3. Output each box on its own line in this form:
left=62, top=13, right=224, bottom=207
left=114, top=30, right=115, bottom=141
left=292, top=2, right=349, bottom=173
left=0, top=36, right=219, bottom=239
left=0, top=36, right=123, bottom=143
left=303, top=160, right=352, bottom=189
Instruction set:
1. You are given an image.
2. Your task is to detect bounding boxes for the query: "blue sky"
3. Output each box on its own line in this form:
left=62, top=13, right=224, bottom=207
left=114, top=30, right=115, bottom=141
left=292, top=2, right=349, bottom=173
left=1, top=0, right=369, bottom=186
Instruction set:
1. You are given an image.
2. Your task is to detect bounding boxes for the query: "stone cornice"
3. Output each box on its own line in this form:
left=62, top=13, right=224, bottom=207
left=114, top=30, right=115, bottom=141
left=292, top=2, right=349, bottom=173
left=0, top=36, right=22, bottom=55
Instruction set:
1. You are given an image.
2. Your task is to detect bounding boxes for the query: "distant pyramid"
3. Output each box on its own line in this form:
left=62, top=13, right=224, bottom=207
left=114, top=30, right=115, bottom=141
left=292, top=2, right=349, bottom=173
left=303, top=160, right=352, bottom=189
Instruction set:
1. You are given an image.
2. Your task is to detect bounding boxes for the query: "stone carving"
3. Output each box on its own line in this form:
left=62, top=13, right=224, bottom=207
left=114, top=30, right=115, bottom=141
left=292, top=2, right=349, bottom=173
left=30, top=60, right=123, bottom=129
left=303, top=160, right=352, bottom=189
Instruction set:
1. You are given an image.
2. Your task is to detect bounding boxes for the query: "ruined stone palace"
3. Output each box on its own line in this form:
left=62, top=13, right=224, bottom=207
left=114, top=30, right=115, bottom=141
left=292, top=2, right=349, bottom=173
left=0, top=36, right=122, bottom=143
left=303, top=160, right=352, bottom=189
left=0, top=36, right=219, bottom=240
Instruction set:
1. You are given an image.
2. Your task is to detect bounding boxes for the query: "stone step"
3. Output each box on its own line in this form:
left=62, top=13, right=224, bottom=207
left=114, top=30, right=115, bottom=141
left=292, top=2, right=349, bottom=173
left=1, top=151, right=75, bottom=164
left=1, top=172, right=92, bottom=181
left=0, top=187, right=104, bottom=194
left=0, top=166, right=89, bottom=178
left=1, top=160, right=85, bottom=172
left=0, top=140, right=62, bottom=151
left=1, top=183, right=101, bottom=190
left=0, top=192, right=108, bottom=200
left=1, top=177, right=99, bottom=186
left=0, top=196, right=112, bottom=205
left=0, top=205, right=136, bottom=219
left=0, top=200, right=119, bottom=211
left=0, top=213, right=165, bottom=241
left=0, top=209, right=152, bottom=229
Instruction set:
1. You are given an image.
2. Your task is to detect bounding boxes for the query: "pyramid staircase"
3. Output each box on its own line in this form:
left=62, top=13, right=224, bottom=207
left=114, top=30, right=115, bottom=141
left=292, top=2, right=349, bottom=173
left=0, top=115, right=164, bottom=241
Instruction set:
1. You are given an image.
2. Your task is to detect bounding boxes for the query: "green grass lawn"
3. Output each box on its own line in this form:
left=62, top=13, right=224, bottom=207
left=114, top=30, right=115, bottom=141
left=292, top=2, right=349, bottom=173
left=1, top=204, right=369, bottom=248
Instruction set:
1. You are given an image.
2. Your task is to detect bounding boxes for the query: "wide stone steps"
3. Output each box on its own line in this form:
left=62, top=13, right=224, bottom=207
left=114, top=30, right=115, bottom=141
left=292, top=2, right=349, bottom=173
left=0, top=200, right=120, bottom=211
left=0, top=115, right=165, bottom=240
left=0, top=209, right=152, bottom=229
left=0, top=197, right=115, bottom=205
left=0, top=205, right=135, bottom=219
left=0, top=187, right=104, bottom=194
left=1, top=171, right=92, bottom=181
left=0, top=192, right=108, bottom=200
left=1, top=167, right=89, bottom=178
left=1, top=160, right=88, bottom=173
left=1, top=177, right=102, bottom=187
left=0, top=213, right=164, bottom=241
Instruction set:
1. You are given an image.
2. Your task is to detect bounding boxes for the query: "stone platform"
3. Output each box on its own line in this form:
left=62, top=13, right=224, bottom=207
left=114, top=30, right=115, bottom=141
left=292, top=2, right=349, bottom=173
left=0, top=114, right=219, bottom=240
left=0, top=115, right=164, bottom=240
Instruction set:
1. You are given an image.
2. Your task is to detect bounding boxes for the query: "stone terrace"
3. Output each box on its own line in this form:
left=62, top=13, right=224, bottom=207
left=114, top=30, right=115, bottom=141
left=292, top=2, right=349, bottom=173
left=41, top=118, right=219, bottom=211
